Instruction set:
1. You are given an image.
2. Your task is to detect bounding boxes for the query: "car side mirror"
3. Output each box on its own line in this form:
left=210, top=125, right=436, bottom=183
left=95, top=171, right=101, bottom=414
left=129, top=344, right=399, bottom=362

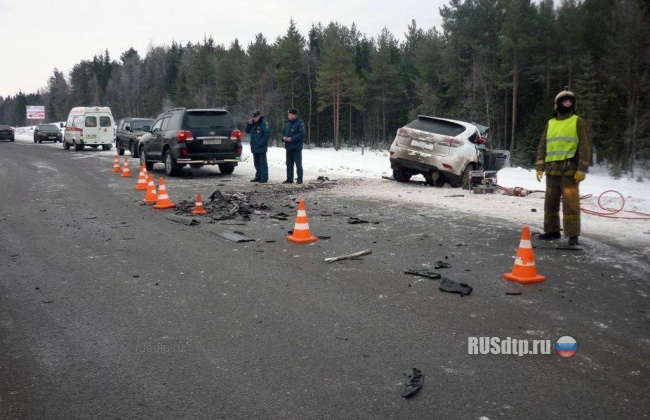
left=125, top=126, right=131, bottom=132
left=60, top=122, right=65, bottom=128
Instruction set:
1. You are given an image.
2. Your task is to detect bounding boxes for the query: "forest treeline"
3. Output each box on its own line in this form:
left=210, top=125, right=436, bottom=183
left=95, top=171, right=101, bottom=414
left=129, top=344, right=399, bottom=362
left=1, top=0, right=648, bottom=173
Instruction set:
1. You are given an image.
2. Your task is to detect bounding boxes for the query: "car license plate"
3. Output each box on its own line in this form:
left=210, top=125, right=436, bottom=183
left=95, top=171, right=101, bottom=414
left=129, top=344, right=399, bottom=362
left=203, top=139, right=221, bottom=145
left=86, top=134, right=97, bottom=139
left=411, top=139, right=433, bottom=150
left=49, top=136, right=56, bottom=139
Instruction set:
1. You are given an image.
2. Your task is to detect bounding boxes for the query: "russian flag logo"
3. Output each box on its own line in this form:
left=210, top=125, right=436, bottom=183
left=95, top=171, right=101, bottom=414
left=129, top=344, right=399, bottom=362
left=555, top=336, right=578, bottom=358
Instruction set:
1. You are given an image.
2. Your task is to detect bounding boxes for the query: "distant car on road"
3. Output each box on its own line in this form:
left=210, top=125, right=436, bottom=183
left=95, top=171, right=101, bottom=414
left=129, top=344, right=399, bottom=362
left=0, top=125, right=15, bottom=142
left=33, top=124, right=63, bottom=143
left=115, top=117, right=154, bottom=158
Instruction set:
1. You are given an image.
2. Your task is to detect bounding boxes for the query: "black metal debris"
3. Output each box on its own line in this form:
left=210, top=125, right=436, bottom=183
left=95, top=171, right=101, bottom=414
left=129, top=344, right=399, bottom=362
left=401, top=368, right=423, bottom=398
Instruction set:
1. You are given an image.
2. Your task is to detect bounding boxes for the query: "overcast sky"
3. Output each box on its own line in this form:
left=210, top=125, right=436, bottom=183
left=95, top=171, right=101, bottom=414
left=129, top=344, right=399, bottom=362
left=0, top=0, right=446, bottom=98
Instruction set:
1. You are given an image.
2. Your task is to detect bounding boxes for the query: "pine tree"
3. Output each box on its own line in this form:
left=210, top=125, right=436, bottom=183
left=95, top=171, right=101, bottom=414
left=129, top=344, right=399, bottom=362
left=366, top=28, right=406, bottom=144
left=274, top=19, right=306, bottom=110
left=316, top=23, right=364, bottom=150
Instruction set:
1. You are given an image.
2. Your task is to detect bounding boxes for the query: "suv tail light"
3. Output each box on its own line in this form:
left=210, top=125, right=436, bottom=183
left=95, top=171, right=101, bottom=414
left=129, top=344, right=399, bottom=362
left=438, top=138, right=464, bottom=148
left=177, top=130, right=194, bottom=142
left=231, top=129, right=243, bottom=155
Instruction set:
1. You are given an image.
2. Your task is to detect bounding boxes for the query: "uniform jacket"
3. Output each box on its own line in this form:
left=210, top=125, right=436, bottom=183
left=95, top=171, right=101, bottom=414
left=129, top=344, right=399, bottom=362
left=536, top=112, right=591, bottom=176
left=282, top=118, right=305, bottom=151
left=245, top=116, right=270, bottom=154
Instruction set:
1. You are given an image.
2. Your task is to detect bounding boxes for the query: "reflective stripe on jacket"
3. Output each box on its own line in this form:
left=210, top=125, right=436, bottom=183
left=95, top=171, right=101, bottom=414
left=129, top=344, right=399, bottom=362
left=545, top=114, right=579, bottom=162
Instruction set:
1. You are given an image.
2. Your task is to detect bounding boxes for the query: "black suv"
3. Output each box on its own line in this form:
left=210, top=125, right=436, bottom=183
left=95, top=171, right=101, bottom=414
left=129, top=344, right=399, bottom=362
left=116, top=117, right=154, bottom=157
left=139, top=108, right=242, bottom=176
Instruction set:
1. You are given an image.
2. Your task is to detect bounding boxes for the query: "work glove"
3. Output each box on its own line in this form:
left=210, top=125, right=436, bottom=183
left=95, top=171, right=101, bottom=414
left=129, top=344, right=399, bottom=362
left=574, top=170, right=586, bottom=183
left=536, top=171, right=543, bottom=182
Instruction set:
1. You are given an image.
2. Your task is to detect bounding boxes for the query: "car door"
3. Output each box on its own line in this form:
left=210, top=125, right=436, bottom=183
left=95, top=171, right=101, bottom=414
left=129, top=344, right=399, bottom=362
left=116, top=119, right=126, bottom=147
left=97, top=115, right=114, bottom=145
left=84, top=115, right=101, bottom=144
left=147, top=117, right=165, bottom=159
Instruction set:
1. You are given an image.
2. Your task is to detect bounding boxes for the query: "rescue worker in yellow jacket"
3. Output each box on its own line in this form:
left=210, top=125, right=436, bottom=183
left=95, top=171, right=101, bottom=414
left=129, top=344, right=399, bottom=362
left=535, top=88, right=592, bottom=247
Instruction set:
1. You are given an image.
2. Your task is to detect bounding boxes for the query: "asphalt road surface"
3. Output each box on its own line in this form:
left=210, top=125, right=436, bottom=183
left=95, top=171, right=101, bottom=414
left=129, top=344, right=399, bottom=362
left=1, top=141, right=648, bottom=419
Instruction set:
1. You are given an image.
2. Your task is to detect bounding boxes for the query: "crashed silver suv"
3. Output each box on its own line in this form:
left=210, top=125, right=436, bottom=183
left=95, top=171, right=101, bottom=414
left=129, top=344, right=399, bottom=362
left=389, top=115, right=506, bottom=188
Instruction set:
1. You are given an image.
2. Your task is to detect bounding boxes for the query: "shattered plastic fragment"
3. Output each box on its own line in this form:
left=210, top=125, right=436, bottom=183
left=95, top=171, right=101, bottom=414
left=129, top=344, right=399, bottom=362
left=270, top=213, right=290, bottom=221
left=401, top=368, right=423, bottom=398
left=404, top=269, right=442, bottom=280
left=209, top=190, right=227, bottom=202
left=439, top=277, right=472, bottom=295
left=434, top=261, right=451, bottom=269
left=348, top=217, right=369, bottom=224
left=166, top=214, right=200, bottom=226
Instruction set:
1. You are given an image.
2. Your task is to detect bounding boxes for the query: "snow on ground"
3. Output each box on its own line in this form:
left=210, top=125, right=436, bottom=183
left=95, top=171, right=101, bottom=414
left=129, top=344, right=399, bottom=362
left=13, top=127, right=650, bottom=249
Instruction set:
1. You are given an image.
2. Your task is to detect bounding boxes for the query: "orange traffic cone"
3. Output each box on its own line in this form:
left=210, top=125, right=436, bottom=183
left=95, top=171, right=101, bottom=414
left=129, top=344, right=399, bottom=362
left=135, top=164, right=148, bottom=190
left=143, top=174, right=158, bottom=205
left=503, top=225, right=546, bottom=284
left=152, top=177, right=175, bottom=210
left=121, top=158, right=133, bottom=178
left=191, top=194, right=207, bottom=215
left=112, top=155, right=121, bottom=173
left=287, top=198, right=317, bottom=244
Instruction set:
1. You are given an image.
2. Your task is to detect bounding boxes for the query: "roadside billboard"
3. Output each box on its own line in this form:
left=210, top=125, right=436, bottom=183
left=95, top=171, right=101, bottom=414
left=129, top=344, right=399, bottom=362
left=26, top=105, right=45, bottom=119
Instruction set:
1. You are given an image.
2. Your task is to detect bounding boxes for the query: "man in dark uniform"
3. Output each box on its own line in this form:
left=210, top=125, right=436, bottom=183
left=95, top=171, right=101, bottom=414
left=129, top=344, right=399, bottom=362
left=281, top=108, right=305, bottom=184
left=535, top=88, right=592, bottom=247
left=245, top=109, right=270, bottom=183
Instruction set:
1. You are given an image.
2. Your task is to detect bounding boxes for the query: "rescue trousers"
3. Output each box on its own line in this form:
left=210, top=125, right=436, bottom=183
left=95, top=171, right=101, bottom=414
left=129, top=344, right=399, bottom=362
left=544, top=174, right=581, bottom=237
left=286, top=150, right=303, bottom=182
left=252, top=153, right=268, bottom=182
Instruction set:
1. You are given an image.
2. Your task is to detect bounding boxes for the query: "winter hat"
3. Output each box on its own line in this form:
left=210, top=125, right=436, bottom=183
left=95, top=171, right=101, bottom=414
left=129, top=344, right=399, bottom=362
left=287, top=108, right=298, bottom=115
left=251, top=109, right=262, bottom=117
left=554, top=87, right=576, bottom=112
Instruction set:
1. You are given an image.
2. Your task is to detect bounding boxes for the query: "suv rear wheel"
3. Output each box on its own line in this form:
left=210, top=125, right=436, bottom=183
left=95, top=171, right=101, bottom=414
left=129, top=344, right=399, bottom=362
left=218, top=163, right=235, bottom=175
left=164, top=149, right=182, bottom=176
left=393, top=167, right=412, bottom=182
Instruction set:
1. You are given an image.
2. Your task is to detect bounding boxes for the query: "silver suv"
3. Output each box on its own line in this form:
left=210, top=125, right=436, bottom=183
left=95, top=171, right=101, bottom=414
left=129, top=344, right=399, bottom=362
left=389, top=115, right=507, bottom=188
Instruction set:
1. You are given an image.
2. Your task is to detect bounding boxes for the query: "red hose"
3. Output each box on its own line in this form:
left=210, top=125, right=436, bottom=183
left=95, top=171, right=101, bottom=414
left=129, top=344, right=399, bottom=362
left=496, top=186, right=650, bottom=220
left=579, top=190, right=650, bottom=219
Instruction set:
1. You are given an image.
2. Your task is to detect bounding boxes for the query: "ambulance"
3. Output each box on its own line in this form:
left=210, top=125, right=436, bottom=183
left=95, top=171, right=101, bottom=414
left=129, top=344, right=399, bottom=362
left=63, top=106, right=115, bottom=151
